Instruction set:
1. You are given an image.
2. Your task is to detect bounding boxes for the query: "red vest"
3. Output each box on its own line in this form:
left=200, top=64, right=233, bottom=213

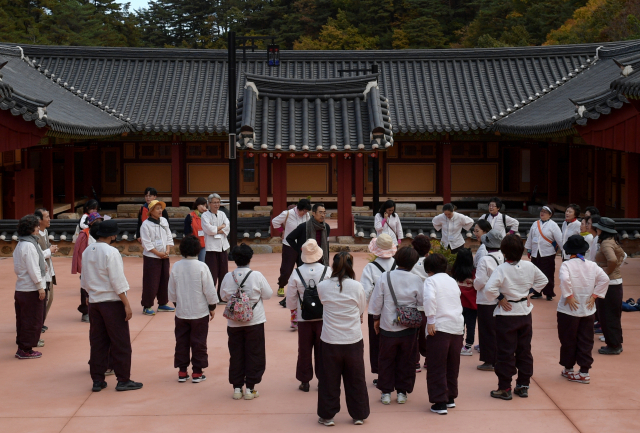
left=190, top=211, right=205, bottom=247
left=141, top=204, right=150, bottom=222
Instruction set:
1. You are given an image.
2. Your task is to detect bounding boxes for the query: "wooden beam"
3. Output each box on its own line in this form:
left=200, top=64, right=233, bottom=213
left=355, top=154, right=364, bottom=207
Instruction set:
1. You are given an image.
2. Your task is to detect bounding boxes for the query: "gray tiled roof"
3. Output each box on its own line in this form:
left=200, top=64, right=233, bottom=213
left=610, top=52, right=640, bottom=99
left=236, top=73, right=392, bottom=151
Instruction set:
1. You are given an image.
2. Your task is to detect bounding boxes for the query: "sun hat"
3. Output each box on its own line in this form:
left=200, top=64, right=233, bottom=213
left=481, top=229, right=503, bottom=249
left=95, top=220, right=120, bottom=238
left=301, top=239, right=324, bottom=264
left=369, top=233, right=397, bottom=259
left=148, top=199, right=166, bottom=212
left=87, top=212, right=103, bottom=226
left=592, top=217, right=617, bottom=234
left=563, top=235, right=590, bottom=256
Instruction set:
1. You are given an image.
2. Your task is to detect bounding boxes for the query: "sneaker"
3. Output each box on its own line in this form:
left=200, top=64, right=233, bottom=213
left=599, top=336, right=606, bottom=342
left=381, top=393, right=391, bottom=405
left=353, top=420, right=364, bottom=425
left=490, top=389, right=512, bottom=400
left=41, top=325, right=48, bottom=333
left=178, top=371, right=190, bottom=383
left=115, top=380, right=143, bottom=391
left=430, top=402, right=448, bottom=415
left=277, top=287, right=285, bottom=297
left=291, top=321, right=298, bottom=330
left=446, top=398, right=456, bottom=408
left=373, top=378, right=378, bottom=385
left=598, top=346, right=622, bottom=355
left=299, top=382, right=310, bottom=392
left=594, top=326, right=603, bottom=335
left=477, top=362, right=494, bottom=371
left=561, top=368, right=574, bottom=379
left=37, top=339, right=45, bottom=347
left=15, top=349, right=42, bottom=359
left=278, top=298, right=287, bottom=308
left=474, top=344, right=480, bottom=353
left=104, top=369, right=115, bottom=376
left=567, top=371, right=590, bottom=384
left=397, top=393, right=407, bottom=404
left=233, top=387, right=243, bottom=400
left=546, top=296, right=554, bottom=301
left=530, top=293, right=542, bottom=299
left=423, top=361, right=428, bottom=369
left=461, top=346, right=473, bottom=356
left=157, top=304, right=175, bottom=312
left=142, top=308, right=155, bottom=316
left=415, top=363, right=422, bottom=373
left=92, top=380, right=107, bottom=392
left=244, top=388, right=259, bottom=400
left=81, top=314, right=90, bottom=323
left=514, top=385, right=529, bottom=398
left=318, top=418, right=335, bottom=426
left=191, top=373, right=206, bottom=383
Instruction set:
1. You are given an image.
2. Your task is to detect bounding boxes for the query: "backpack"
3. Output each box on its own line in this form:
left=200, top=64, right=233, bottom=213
left=223, top=271, right=258, bottom=322
left=386, top=271, right=422, bottom=328
left=371, top=260, right=397, bottom=274
left=296, top=266, right=328, bottom=320
left=483, top=212, right=510, bottom=233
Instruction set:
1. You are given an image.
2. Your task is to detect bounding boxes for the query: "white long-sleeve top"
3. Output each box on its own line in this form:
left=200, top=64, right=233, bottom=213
left=140, top=218, right=174, bottom=259
left=582, top=233, right=594, bottom=259
left=423, top=273, right=464, bottom=335
left=168, top=257, right=219, bottom=320
left=474, top=244, right=487, bottom=267
left=14, top=241, right=46, bottom=292
left=220, top=267, right=273, bottom=327
left=524, top=219, right=562, bottom=258
left=479, top=212, right=520, bottom=237
left=272, top=208, right=310, bottom=247
left=201, top=210, right=231, bottom=252
left=484, top=261, right=548, bottom=316
left=432, top=212, right=474, bottom=250
left=473, top=251, right=504, bottom=305
left=557, top=258, right=609, bottom=317
left=588, top=235, right=599, bottom=262
left=374, top=213, right=403, bottom=245
left=317, top=277, right=366, bottom=344
left=368, top=270, right=423, bottom=333
left=81, top=242, right=130, bottom=303
left=360, top=257, right=395, bottom=302
left=38, top=229, right=55, bottom=282
left=286, top=262, right=330, bottom=322
left=561, top=220, right=582, bottom=260
left=410, top=256, right=429, bottom=282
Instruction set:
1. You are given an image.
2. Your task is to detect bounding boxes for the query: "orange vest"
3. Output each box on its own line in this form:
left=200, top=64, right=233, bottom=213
left=141, top=204, right=150, bottom=222
left=190, top=211, right=205, bottom=247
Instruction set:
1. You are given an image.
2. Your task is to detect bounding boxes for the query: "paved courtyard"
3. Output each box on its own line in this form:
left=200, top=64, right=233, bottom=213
left=0, top=252, right=638, bottom=433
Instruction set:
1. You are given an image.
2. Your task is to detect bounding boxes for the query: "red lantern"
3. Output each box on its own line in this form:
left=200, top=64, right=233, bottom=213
left=357, top=153, right=363, bottom=158
left=289, top=153, right=295, bottom=158
left=248, top=152, right=254, bottom=158
left=344, top=153, right=350, bottom=159
left=316, top=153, right=322, bottom=158
left=303, top=153, right=309, bottom=158
left=276, top=153, right=281, bottom=158
left=261, top=153, right=267, bottom=158
left=330, top=153, right=336, bottom=158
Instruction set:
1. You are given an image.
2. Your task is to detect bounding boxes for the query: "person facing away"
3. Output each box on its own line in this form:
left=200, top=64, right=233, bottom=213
left=72, top=212, right=103, bottom=323
left=409, top=234, right=432, bottom=370
left=286, top=203, right=331, bottom=267
left=136, top=187, right=169, bottom=242
left=374, top=200, right=404, bottom=246
left=431, top=203, right=474, bottom=254
left=451, top=248, right=477, bottom=357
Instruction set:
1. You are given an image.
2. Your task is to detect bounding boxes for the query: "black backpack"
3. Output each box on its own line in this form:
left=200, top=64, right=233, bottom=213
left=483, top=212, right=510, bottom=233
left=371, top=260, right=397, bottom=274
left=296, top=267, right=328, bottom=321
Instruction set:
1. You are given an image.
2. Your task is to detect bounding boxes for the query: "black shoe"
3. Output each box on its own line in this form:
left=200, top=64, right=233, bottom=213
left=92, top=381, right=107, bottom=392
left=299, top=382, right=310, bottom=392
left=598, top=346, right=623, bottom=355
left=373, top=378, right=378, bottom=385
left=514, top=385, right=529, bottom=398
left=477, top=362, right=494, bottom=371
left=41, top=326, right=48, bottom=333
left=530, top=293, right=542, bottom=299
left=278, top=298, right=287, bottom=308
left=446, top=398, right=456, bottom=408
left=546, top=296, right=553, bottom=301
left=430, top=403, right=447, bottom=415
left=490, top=389, right=512, bottom=400
left=116, top=380, right=143, bottom=391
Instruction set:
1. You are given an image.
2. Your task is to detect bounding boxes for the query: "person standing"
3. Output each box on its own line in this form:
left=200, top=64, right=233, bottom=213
left=202, top=193, right=231, bottom=299
left=220, top=244, right=273, bottom=400
left=136, top=187, right=169, bottom=242
left=13, top=215, right=47, bottom=359
left=451, top=249, right=477, bottom=356
left=272, top=199, right=311, bottom=297
left=593, top=218, right=625, bottom=355
left=588, top=215, right=601, bottom=262
left=479, top=197, right=520, bottom=237
left=286, top=239, right=330, bottom=392
left=72, top=212, right=103, bottom=322
left=561, top=204, right=582, bottom=261
left=82, top=220, right=143, bottom=392
left=183, top=197, right=208, bottom=262
left=525, top=206, right=562, bottom=301
left=374, top=200, right=404, bottom=246
left=34, top=208, right=58, bottom=339
left=369, top=247, right=422, bottom=405
left=584, top=207, right=599, bottom=218
left=580, top=216, right=594, bottom=259
left=557, top=235, right=609, bottom=383
left=168, top=235, right=219, bottom=383
left=473, top=219, right=493, bottom=267
left=316, top=252, right=369, bottom=426
left=140, top=200, right=175, bottom=316
left=73, top=199, right=99, bottom=242
left=432, top=204, right=474, bottom=254
left=287, top=204, right=331, bottom=267
left=410, top=235, right=432, bottom=371
left=484, top=234, right=548, bottom=400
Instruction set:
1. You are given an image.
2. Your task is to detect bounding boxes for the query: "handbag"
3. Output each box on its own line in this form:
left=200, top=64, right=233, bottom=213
left=223, top=270, right=259, bottom=322
left=296, top=266, right=328, bottom=320
left=386, top=271, right=422, bottom=328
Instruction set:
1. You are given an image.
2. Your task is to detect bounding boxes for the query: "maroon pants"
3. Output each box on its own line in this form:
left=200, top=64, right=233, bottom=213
left=141, top=256, right=170, bottom=308
left=531, top=254, right=556, bottom=297
left=477, top=304, right=497, bottom=365
left=318, top=340, right=370, bottom=421
left=205, top=251, right=229, bottom=298
left=79, top=288, right=89, bottom=315
left=425, top=331, right=463, bottom=404
left=378, top=332, right=417, bottom=394
left=367, top=314, right=380, bottom=373
left=495, top=314, right=533, bottom=390
left=596, top=283, right=623, bottom=349
left=557, top=312, right=595, bottom=373
left=297, top=320, right=324, bottom=383
left=277, top=245, right=298, bottom=288
left=43, top=282, right=52, bottom=325
left=227, top=324, right=266, bottom=389
left=89, top=301, right=132, bottom=383
left=15, top=291, right=45, bottom=352
left=175, top=315, right=209, bottom=373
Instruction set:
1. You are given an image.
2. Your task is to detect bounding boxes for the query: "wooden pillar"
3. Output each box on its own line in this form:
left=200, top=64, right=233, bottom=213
left=625, top=153, right=639, bottom=218
left=547, top=144, right=558, bottom=204
left=355, top=154, right=364, bottom=207
left=568, top=145, right=581, bottom=204
left=439, top=141, right=451, bottom=204
left=64, top=145, right=75, bottom=210
left=42, top=147, right=54, bottom=214
left=337, top=156, right=353, bottom=236
left=259, top=154, right=268, bottom=206
left=171, top=141, right=183, bottom=207
left=593, top=147, right=606, bottom=216
left=271, top=154, right=288, bottom=236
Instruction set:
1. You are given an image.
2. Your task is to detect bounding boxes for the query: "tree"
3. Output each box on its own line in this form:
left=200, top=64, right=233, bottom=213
left=294, top=9, right=379, bottom=50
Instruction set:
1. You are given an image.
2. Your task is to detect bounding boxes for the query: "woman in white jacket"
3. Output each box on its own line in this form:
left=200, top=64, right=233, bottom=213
left=525, top=206, right=562, bottom=301
left=374, top=200, right=403, bottom=246
left=561, top=204, right=582, bottom=261
left=432, top=204, right=474, bottom=254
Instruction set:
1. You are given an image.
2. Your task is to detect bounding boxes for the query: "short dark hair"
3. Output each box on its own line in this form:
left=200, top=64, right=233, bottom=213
left=312, top=203, right=325, bottom=212
left=232, top=244, right=254, bottom=266
left=585, top=206, right=600, bottom=216
left=442, top=203, right=454, bottom=212
left=144, top=187, right=158, bottom=196
left=395, top=246, right=419, bottom=269
left=193, top=197, right=207, bottom=210
left=412, top=235, right=431, bottom=257
left=423, top=253, right=448, bottom=274
left=500, top=234, right=524, bottom=262
left=297, top=199, right=311, bottom=211
left=488, top=197, right=502, bottom=210
left=566, top=204, right=581, bottom=218
left=83, top=199, right=99, bottom=214
left=591, top=215, right=601, bottom=226
left=180, top=235, right=202, bottom=258
left=378, top=200, right=396, bottom=218
left=17, top=214, right=40, bottom=237
left=34, top=208, right=48, bottom=220
left=475, top=219, right=492, bottom=234
left=582, top=215, right=591, bottom=223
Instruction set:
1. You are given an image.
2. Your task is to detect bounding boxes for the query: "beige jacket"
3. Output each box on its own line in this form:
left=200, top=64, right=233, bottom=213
left=595, top=238, right=625, bottom=281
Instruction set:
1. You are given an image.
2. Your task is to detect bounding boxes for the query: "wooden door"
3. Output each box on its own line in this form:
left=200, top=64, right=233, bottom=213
left=102, top=148, right=121, bottom=195
left=240, top=154, right=258, bottom=195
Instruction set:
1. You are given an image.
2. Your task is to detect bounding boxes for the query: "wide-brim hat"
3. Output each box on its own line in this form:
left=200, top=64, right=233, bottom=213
left=563, top=234, right=590, bottom=255
left=592, top=217, right=617, bottom=234
left=369, top=234, right=397, bottom=259
left=301, top=239, right=324, bottom=263
left=148, top=200, right=166, bottom=212
left=481, top=229, right=503, bottom=249
left=95, top=220, right=120, bottom=237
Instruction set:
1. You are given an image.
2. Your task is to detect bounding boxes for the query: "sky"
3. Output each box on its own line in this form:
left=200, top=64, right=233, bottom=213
left=118, top=0, right=150, bottom=11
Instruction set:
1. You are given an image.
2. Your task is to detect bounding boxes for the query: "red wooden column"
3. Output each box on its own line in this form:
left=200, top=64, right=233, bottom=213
left=568, top=145, right=581, bottom=204
left=64, top=145, right=75, bottom=211
left=337, top=156, right=354, bottom=236
left=259, top=154, right=268, bottom=206
left=439, top=141, right=452, bottom=204
left=271, top=154, right=288, bottom=236
left=625, top=153, right=639, bottom=218
left=547, top=144, right=558, bottom=204
left=171, top=141, right=183, bottom=207
left=41, top=147, right=54, bottom=214
left=354, top=154, right=364, bottom=207
left=593, top=147, right=607, bottom=216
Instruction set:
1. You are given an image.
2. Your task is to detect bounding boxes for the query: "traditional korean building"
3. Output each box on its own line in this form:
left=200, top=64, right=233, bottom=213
left=2, top=40, right=640, bottom=235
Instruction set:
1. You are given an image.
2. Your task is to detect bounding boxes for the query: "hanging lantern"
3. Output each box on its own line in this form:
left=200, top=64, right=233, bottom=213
left=275, top=153, right=281, bottom=158
left=316, top=153, right=322, bottom=158
left=357, top=153, right=363, bottom=158
left=248, top=152, right=254, bottom=158
left=330, top=153, right=336, bottom=158
left=289, top=153, right=295, bottom=158
left=261, top=153, right=267, bottom=158
left=303, top=153, right=309, bottom=158
left=268, top=44, right=280, bottom=67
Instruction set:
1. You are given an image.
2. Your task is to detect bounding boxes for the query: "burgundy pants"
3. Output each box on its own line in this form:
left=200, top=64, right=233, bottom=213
left=297, top=320, right=324, bottom=383
left=462, top=307, right=478, bottom=346
left=531, top=254, right=556, bottom=297
left=495, top=314, right=533, bottom=390
left=557, top=312, right=595, bottom=373
left=425, top=331, right=463, bottom=404
left=79, top=288, right=89, bottom=315
left=227, top=324, right=266, bottom=389
left=15, top=291, right=45, bottom=352
left=477, top=304, right=497, bottom=365
left=378, top=332, right=417, bottom=394
left=367, top=314, right=380, bottom=373
left=318, top=340, right=370, bottom=421
left=175, top=315, right=209, bottom=373
left=205, top=251, right=229, bottom=298
left=278, top=245, right=298, bottom=288
left=596, top=284, right=623, bottom=349
left=89, top=301, right=132, bottom=383
left=141, top=256, right=170, bottom=308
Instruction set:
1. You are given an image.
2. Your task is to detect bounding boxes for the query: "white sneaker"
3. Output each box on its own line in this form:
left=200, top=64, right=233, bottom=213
left=318, top=418, right=335, bottom=426
left=244, top=388, right=259, bottom=400
left=381, top=393, right=391, bottom=405
left=353, top=420, right=364, bottom=425
left=233, top=388, right=243, bottom=400
left=397, top=393, right=407, bottom=404
left=37, top=339, right=45, bottom=347
left=461, top=346, right=473, bottom=356
left=599, top=336, right=606, bottom=342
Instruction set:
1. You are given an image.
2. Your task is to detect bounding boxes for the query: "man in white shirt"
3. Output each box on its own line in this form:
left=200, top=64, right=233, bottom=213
left=479, top=197, right=520, bottom=237
left=202, top=193, right=231, bottom=299
left=272, top=199, right=311, bottom=297
left=432, top=204, right=474, bottom=253
left=34, top=208, right=58, bottom=335
left=82, top=220, right=142, bottom=392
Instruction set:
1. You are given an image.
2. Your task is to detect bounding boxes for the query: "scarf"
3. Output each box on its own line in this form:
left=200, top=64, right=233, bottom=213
left=306, top=218, right=329, bottom=266
left=18, top=234, right=46, bottom=279
left=580, top=232, right=590, bottom=237
left=570, top=254, right=586, bottom=262
left=194, top=210, right=202, bottom=218
left=148, top=216, right=161, bottom=225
